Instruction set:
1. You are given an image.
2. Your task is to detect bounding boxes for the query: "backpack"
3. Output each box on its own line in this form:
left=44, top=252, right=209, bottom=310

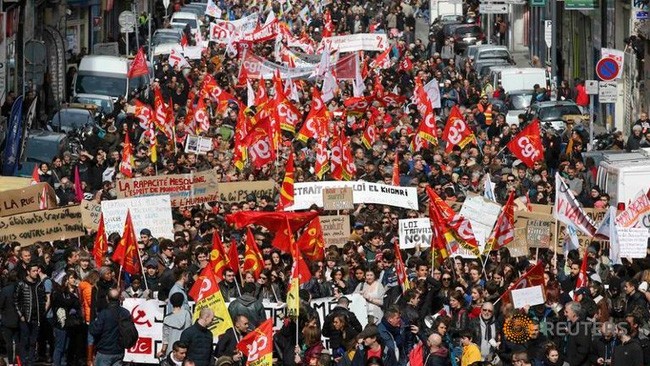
left=113, top=307, right=139, bottom=349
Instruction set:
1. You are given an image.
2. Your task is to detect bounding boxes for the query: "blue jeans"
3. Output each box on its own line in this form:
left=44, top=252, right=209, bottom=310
left=53, top=327, right=69, bottom=366
left=94, top=352, right=123, bottom=366
left=19, top=322, right=39, bottom=366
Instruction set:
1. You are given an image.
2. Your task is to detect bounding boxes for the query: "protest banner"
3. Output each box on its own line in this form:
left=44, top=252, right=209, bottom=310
left=320, top=215, right=351, bottom=247
left=398, top=218, right=433, bottom=249
left=0, top=177, right=33, bottom=192
left=184, top=135, right=214, bottom=155
left=318, top=34, right=389, bottom=53
left=322, top=187, right=354, bottom=211
left=218, top=180, right=276, bottom=204
left=101, top=195, right=174, bottom=239
left=81, top=200, right=102, bottom=231
left=617, top=227, right=649, bottom=258
left=526, top=219, right=553, bottom=248
left=508, top=227, right=529, bottom=257
left=122, top=294, right=368, bottom=364
left=455, top=194, right=501, bottom=257
left=0, top=182, right=57, bottom=217
left=292, top=181, right=418, bottom=210
left=511, top=285, right=545, bottom=309
left=240, top=50, right=315, bottom=80
left=0, top=206, right=85, bottom=246
left=616, top=191, right=650, bottom=228
left=209, top=13, right=258, bottom=42
left=116, top=171, right=219, bottom=207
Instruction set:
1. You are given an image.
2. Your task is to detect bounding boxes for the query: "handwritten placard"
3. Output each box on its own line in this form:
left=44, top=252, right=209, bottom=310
left=218, top=180, right=276, bottom=204
left=617, top=227, right=649, bottom=258
left=398, top=218, right=432, bottom=249
left=322, top=187, right=354, bottom=211
left=116, top=171, right=219, bottom=207
left=0, top=183, right=57, bottom=217
left=101, top=195, right=174, bottom=239
left=0, top=206, right=85, bottom=246
left=526, top=219, right=552, bottom=248
left=509, top=227, right=529, bottom=257
left=320, top=215, right=351, bottom=247
left=81, top=200, right=102, bottom=231
left=511, top=285, right=545, bottom=309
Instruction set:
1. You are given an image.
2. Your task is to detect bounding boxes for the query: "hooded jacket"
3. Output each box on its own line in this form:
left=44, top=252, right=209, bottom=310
left=162, top=309, right=192, bottom=351
left=14, top=278, right=46, bottom=324
left=227, top=293, right=266, bottom=328
left=425, top=347, right=451, bottom=366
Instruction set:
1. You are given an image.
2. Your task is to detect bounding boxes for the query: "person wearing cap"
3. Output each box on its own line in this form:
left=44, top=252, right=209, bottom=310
left=144, top=259, right=161, bottom=292
left=351, top=324, right=397, bottom=366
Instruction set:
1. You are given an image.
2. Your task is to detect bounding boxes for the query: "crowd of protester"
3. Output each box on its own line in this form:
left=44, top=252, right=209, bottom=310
left=2, top=1, right=650, bottom=366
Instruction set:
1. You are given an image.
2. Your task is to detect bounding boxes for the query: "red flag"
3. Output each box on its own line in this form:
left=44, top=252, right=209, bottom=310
left=322, top=10, right=334, bottom=38
left=243, top=228, right=264, bottom=278
left=394, top=241, right=410, bottom=294
left=153, top=87, right=173, bottom=139
left=296, top=88, right=327, bottom=143
left=31, top=165, right=39, bottom=184
left=236, top=319, right=274, bottom=365
left=506, top=120, right=544, bottom=168
left=413, top=79, right=438, bottom=146
left=398, top=57, right=413, bottom=72
left=194, top=97, right=210, bottom=133
left=133, top=99, right=154, bottom=130
left=442, top=105, right=475, bottom=153
left=112, top=210, right=141, bottom=275
left=181, top=32, right=188, bottom=47
left=428, top=195, right=452, bottom=265
left=38, top=186, right=48, bottom=210
left=244, top=120, right=276, bottom=169
left=296, top=217, right=325, bottom=261
left=227, top=238, right=240, bottom=274
left=498, top=261, right=545, bottom=305
left=288, top=219, right=312, bottom=284
left=127, top=48, right=149, bottom=78
left=392, top=152, right=400, bottom=186
left=188, top=265, right=220, bottom=302
left=369, top=47, right=392, bottom=69
left=409, top=342, right=424, bottom=366
left=426, top=187, right=480, bottom=256
left=361, top=122, right=378, bottom=149
left=120, top=131, right=135, bottom=178
left=209, top=233, right=229, bottom=280
left=341, top=134, right=357, bottom=180
left=574, top=252, right=589, bottom=300
left=93, top=213, right=108, bottom=268
left=330, top=134, right=344, bottom=181
left=74, top=165, right=84, bottom=203
left=278, top=152, right=295, bottom=210
left=485, top=192, right=515, bottom=252
left=314, top=136, right=330, bottom=179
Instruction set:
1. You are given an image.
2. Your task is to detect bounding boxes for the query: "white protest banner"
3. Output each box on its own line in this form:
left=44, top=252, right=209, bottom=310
left=456, top=195, right=501, bottom=257
left=553, top=173, right=597, bottom=236
left=616, top=226, right=649, bottom=258
left=122, top=294, right=368, bottom=364
left=318, top=33, right=389, bottom=53
left=616, top=190, right=650, bottom=228
left=116, top=171, right=219, bottom=208
left=240, top=50, right=315, bottom=80
left=291, top=181, right=418, bottom=211
left=209, top=13, right=259, bottom=42
left=399, top=218, right=433, bottom=249
left=182, top=46, right=203, bottom=60
left=185, top=135, right=214, bottom=155
left=511, top=285, right=545, bottom=309
left=320, top=215, right=351, bottom=247
left=101, top=195, right=174, bottom=239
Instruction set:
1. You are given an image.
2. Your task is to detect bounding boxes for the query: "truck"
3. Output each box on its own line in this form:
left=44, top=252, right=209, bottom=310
left=73, top=55, right=150, bottom=101
left=595, top=149, right=650, bottom=209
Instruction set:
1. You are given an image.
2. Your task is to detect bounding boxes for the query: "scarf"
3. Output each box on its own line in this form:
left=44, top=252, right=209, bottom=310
left=479, top=316, right=496, bottom=358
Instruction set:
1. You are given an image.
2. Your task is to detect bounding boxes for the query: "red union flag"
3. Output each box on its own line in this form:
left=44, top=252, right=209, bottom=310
left=127, top=48, right=149, bottom=78
left=133, top=99, right=153, bottom=130
left=442, top=105, right=474, bottom=153
left=394, top=241, right=410, bottom=294
left=188, top=265, right=220, bottom=302
left=112, top=210, right=141, bottom=275
left=506, top=120, right=544, bottom=168
left=498, top=261, right=545, bottom=305
left=236, top=319, right=273, bottom=366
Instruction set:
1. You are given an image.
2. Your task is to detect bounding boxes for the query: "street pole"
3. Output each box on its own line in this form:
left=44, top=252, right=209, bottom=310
left=589, top=94, right=595, bottom=150
left=133, top=3, right=140, bottom=52
left=550, top=0, right=557, bottom=89
left=125, top=31, right=129, bottom=57
left=487, top=13, right=491, bottom=44
left=148, top=0, right=153, bottom=67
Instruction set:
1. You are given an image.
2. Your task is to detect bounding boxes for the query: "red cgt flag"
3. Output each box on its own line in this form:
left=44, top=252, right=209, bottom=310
left=398, top=57, right=413, bottom=72
left=112, top=210, right=141, bottom=275
left=442, top=105, right=475, bottom=153
left=392, top=152, right=400, bottom=186
left=574, top=251, right=589, bottom=300
left=188, top=265, right=220, bottom=302
left=243, top=228, right=264, bottom=278
left=498, top=261, right=545, bottom=305
left=210, top=233, right=229, bottom=280
left=127, top=48, right=149, bottom=78
left=485, top=191, right=515, bottom=252
left=296, top=217, right=325, bottom=261
left=120, top=131, right=135, bottom=178
left=227, top=237, right=239, bottom=274
left=93, top=213, right=108, bottom=268
left=506, top=119, right=544, bottom=168
left=236, top=319, right=274, bottom=365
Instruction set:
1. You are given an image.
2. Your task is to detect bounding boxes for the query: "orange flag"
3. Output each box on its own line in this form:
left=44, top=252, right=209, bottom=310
left=188, top=265, right=220, bottom=302
left=394, top=240, right=411, bottom=294
left=243, top=228, right=264, bottom=278
left=236, top=319, right=274, bottom=365
left=289, top=219, right=312, bottom=284
left=112, top=210, right=141, bottom=275
left=209, top=233, right=229, bottom=280
left=127, top=47, right=149, bottom=78
left=227, top=238, right=240, bottom=274
left=392, top=152, right=400, bottom=186
left=120, top=131, right=135, bottom=178
left=93, top=213, right=108, bottom=268
left=278, top=152, right=295, bottom=210
left=296, top=217, right=325, bottom=261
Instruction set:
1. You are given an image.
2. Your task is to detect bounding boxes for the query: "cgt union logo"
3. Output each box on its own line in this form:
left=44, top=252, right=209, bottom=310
left=129, top=337, right=152, bottom=354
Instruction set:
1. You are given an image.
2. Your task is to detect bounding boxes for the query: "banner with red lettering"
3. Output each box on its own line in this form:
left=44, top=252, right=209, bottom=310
left=115, top=171, right=219, bottom=207
left=615, top=190, right=650, bottom=228
left=553, top=172, right=598, bottom=236
left=506, top=120, right=544, bottom=168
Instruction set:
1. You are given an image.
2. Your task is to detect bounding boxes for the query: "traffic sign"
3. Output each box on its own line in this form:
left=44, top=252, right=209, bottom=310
left=118, top=11, right=136, bottom=33
left=479, top=3, right=508, bottom=13
left=585, top=80, right=598, bottom=95
left=595, top=57, right=620, bottom=81
left=544, top=21, right=552, bottom=48
left=598, top=81, right=617, bottom=103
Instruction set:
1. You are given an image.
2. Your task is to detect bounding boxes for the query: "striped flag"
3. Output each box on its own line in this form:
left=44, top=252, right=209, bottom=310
left=485, top=192, right=515, bottom=253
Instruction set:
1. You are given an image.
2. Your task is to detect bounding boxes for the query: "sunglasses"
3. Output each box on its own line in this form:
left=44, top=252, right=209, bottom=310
left=482, top=309, right=494, bottom=313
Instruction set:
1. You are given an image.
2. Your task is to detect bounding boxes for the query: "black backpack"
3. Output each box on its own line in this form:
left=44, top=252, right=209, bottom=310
left=113, top=307, right=139, bottom=349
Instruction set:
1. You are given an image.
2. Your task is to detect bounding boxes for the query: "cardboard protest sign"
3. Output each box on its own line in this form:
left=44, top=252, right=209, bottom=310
left=320, top=215, right=351, bottom=247
left=101, top=195, right=174, bottom=239
left=511, top=285, right=545, bottom=309
left=0, top=206, right=85, bottom=246
left=292, top=181, right=418, bottom=210
left=398, top=218, right=432, bottom=249
left=456, top=194, right=501, bottom=257
left=116, top=170, right=219, bottom=207
left=0, top=182, right=57, bottom=217
left=526, top=219, right=553, bottom=248
left=81, top=200, right=102, bottom=231
left=508, top=227, right=529, bottom=257
left=322, top=187, right=354, bottom=211
left=218, top=180, right=275, bottom=204
left=617, top=227, right=649, bottom=258
left=184, top=135, right=214, bottom=155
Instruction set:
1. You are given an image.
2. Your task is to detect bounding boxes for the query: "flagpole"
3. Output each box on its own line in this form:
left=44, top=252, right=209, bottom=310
left=553, top=221, right=559, bottom=271
left=117, top=265, right=123, bottom=288
left=138, top=245, right=149, bottom=291
left=495, top=145, right=508, bottom=158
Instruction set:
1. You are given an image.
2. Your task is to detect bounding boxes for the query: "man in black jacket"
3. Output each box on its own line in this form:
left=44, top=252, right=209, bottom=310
left=562, top=301, right=591, bottom=366
left=0, top=271, right=20, bottom=364
left=89, top=288, right=131, bottom=366
left=14, top=262, right=47, bottom=366
left=180, top=308, right=215, bottom=366
left=215, top=315, right=247, bottom=362
left=612, top=322, right=644, bottom=366
left=160, top=341, right=188, bottom=366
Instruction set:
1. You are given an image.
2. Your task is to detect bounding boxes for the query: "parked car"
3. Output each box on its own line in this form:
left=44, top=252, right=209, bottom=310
left=476, top=58, right=514, bottom=78
left=71, top=94, right=114, bottom=116
left=474, top=45, right=512, bottom=63
left=15, top=130, right=68, bottom=177
left=151, top=29, right=183, bottom=46
left=170, top=12, right=202, bottom=35
left=445, top=24, right=485, bottom=53
left=49, top=105, right=97, bottom=133
left=525, top=101, right=586, bottom=133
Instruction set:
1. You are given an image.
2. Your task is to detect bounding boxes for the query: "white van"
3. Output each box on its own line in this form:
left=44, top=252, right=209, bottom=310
left=493, top=68, right=550, bottom=93
left=596, top=150, right=650, bottom=209
left=170, top=12, right=202, bottom=35
left=73, top=55, right=150, bottom=101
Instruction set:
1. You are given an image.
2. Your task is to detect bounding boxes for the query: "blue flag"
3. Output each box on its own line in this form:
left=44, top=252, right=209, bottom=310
left=2, top=96, right=24, bottom=176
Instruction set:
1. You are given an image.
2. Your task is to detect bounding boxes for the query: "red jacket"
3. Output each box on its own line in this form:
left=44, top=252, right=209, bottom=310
left=575, top=84, right=589, bottom=106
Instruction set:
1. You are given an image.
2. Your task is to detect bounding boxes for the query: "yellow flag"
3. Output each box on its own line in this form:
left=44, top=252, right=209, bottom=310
left=193, top=288, right=233, bottom=337
left=286, top=277, right=300, bottom=319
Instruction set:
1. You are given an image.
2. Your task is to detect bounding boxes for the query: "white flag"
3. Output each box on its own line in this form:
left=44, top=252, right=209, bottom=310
left=321, top=70, right=338, bottom=103
left=553, top=172, right=597, bottom=236
left=424, top=78, right=442, bottom=109
left=205, top=0, right=222, bottom=19
left=353, top=52, right=365, bottom=97
left=265, top=10, right=276, bottom=26
left=563, top=224, right=580, bottom=254
left=597, top=206, right=621, bottom=264
left=168, top=48, right=190, bottom=69
left=247, top=80, right=255, bottom=108
left=483, top=173, right=496, bottom=202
